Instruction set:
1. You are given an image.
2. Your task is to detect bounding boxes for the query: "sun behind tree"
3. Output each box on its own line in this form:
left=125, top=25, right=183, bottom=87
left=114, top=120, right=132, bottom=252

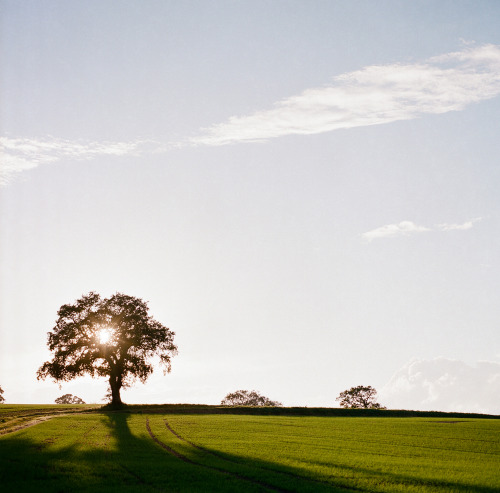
left=37, top=292, right=177, bottom=408
left=98, top=327, right=113, bottom=345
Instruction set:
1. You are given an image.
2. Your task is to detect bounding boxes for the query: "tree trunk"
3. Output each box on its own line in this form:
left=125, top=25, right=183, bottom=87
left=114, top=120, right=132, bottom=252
left=109, top=374, right=123, bottom=408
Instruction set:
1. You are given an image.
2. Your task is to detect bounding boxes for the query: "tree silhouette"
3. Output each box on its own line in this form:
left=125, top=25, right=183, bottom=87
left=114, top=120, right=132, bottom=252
left=221, top=390, right=282, bottom=407
left=55, top=394, right=86, bottom=404
left=336, top=385, right=386, bottom=409
left=0, top=385, right=4, bottom=403
left=37, top=292, right=177, bottom=408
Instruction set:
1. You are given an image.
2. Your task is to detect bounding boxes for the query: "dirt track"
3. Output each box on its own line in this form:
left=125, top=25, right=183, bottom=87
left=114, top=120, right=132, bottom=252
left=0, top=406, right=97, bottom=436
left=0, top=415, right=55, bottom=436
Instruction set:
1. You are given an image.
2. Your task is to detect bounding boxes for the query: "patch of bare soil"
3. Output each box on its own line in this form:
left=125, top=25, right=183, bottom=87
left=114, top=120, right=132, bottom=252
left=0, top=407, right=97, bottom=436
left=0, top=415, right=54, bottom=436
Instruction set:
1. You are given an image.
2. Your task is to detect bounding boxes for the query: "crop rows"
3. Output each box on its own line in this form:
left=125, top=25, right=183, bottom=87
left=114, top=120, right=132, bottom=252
left=0, top=408, right=499, bottom=492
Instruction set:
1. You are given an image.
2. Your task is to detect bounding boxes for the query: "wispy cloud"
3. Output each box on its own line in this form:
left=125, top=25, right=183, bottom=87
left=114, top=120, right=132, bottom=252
left=191, top=44, right=500, bottom=146
left=0, top=136, right=169, bottom=186
left=436, top=218, right=482, bottom=231
left=3, top=44, right=500, bottom=185
left=362, top=218, right=481, bottom=241
left=362, top=221, right=431, bottom=241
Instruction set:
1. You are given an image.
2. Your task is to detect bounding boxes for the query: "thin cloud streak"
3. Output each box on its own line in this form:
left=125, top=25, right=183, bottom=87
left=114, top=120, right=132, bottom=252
left=363, top=221, right=430, bottom=241
left=363, top=218, right=481, bottom=241
left=0, top=136, right=169, bottom=186
left=437, top=218, right=482, bottom=231
left=191, top=44, right=500, bottom=146
left=3, top=44, right=500, bottom=185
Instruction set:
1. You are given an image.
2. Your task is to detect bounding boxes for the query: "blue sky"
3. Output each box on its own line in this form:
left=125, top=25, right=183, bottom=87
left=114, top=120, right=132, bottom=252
left=1, top=1, right=499, bottom=413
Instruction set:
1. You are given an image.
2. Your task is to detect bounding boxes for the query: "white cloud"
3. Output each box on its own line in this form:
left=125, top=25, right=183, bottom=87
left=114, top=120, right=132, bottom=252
left=380, top=357, right=500, bottom=414
left=4, top=44, right=500, bottom=185
left=191, top=44, right=500, bottom=146
left=437, top=217, right=482, bottom=231
left=362, top=221, right=430, bottom=241
left=363, top=218, right=481, bottom=241
left=0, top=136, right=166, bottom=186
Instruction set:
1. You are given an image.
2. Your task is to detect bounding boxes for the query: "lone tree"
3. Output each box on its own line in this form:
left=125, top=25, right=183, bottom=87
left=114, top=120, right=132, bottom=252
left=336, top=385, right=386, bottom=409
left=221, top=390, right=282, bottom=407
left=37, top=292, right=177, bottom=408
left=55, top=394, right=86, bottom=404
left=0, top=385, right=4, bottom=403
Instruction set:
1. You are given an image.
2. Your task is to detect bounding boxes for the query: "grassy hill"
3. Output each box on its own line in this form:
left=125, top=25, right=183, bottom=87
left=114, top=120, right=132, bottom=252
left=0, top=404, right=498, bottom=492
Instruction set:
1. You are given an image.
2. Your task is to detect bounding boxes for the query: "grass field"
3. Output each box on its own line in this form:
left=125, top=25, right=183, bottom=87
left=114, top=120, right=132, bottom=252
left=0, top=406, right=498, bottom=492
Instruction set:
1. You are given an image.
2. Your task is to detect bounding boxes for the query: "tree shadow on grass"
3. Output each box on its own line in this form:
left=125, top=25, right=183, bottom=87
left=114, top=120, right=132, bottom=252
left=0, top=411, right=346, bottom=492
left=0, top=412, right=496, bottom=493
left=0, top=412, right=275, bottom=492
left=156, top=418, right=500, bottom=493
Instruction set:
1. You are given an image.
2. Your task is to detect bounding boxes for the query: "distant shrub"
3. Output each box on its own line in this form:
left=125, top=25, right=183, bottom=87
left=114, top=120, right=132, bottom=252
left=55, top=394, right=86, bottom=404
left=336, top=385, right=386, bottom=409
left=221, top=390, right=282, bottom=407
left=0, top=385, right=4, bottom=403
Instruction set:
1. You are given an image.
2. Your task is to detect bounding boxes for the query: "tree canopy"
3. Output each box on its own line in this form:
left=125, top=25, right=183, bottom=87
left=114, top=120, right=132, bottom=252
left=221, top=390, right=282, bottom=407
left=336, top=385, right=386, bottom=409
left=37, top=292, right=177, bottom=408
left=55, top=394, right=86, bottom=404
left=0, top=386, right=4, bottom=403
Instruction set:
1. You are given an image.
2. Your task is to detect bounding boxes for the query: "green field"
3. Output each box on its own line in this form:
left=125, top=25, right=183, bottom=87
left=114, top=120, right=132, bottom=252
left=0, top=406, right=499, bottom=492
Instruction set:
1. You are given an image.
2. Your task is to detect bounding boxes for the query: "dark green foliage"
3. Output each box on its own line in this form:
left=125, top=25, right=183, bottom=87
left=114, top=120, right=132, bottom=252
left=55, top=394, right=85, bottom=404
left=37, top=292, right=177, bottom=408
left=336, top=385, right=386, bottom=409
left=99, top=404, right=498, bottom=418
left=221, top=390, right=282, bottom=407
left=0, top=386, right=4, bottom=403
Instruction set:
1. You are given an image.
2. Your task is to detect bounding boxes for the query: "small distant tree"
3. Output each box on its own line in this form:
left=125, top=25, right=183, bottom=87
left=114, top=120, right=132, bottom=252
left=221, top=390, right=282, bottom=407
left=336, top=385, right=386, bottom=409
left=0, top=385, right=5, bottom=403
left=55, top=394, right=86, bottom=404
left=37, top=292, right=178, bottom=408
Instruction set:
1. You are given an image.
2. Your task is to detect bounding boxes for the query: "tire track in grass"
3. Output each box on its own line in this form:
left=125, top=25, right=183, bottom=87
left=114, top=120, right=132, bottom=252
left=1, top=413, right=163, bottom=492
left=164, top=419, right=250, bottom=465
left=66, top=418, right=166, bottom=493
left=146, top=418, right=290, bottom=493
left=146, top=418, right=195, bottom=464
left=163, top=420, right=361, bottom=493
